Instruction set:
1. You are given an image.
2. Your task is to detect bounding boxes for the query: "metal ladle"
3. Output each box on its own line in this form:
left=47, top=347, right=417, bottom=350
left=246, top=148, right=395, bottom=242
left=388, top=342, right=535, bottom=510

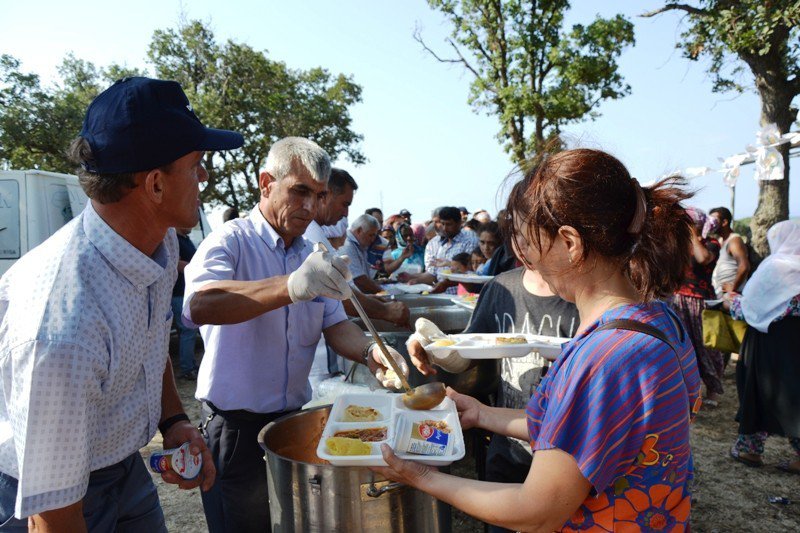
left=315, top=243, right=447, bottom=410
left=349, top=287, right=446, bottom=410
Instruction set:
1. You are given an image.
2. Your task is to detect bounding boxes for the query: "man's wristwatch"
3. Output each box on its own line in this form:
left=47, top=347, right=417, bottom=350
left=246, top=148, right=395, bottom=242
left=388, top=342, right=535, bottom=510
left=361, top=341, right=377, bottom=366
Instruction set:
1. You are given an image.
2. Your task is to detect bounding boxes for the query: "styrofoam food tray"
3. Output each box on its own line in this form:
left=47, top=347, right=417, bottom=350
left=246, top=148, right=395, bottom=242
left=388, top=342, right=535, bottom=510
left=427, top=333, right=567, bottom=360
left=441, top=273, right=494, bottom=284
left=315, top=393, right=465, bottom=467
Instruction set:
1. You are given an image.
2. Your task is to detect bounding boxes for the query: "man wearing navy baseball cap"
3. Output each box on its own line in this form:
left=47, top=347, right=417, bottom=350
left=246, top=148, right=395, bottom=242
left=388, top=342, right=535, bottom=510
left=0, top=77, right=243, bottom=531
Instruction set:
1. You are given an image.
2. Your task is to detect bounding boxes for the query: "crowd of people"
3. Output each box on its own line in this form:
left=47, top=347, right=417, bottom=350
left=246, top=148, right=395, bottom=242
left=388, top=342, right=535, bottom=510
left=0, top=75, right=797, bottom=533
left=310, top=203, right=506, bottom=298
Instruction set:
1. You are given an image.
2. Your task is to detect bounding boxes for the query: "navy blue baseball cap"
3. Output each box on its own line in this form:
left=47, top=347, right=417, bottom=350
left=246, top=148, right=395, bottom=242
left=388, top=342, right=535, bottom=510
left=80, top=77, right=244, bottom=174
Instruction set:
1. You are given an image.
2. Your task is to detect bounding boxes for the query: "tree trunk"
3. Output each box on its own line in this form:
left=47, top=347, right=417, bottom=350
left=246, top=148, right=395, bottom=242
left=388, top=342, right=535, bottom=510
left=749, top=78, right=796, bottom=258
left=507, top=116, right=526, bottom=164
left=226, top=173, right=240, bottom=211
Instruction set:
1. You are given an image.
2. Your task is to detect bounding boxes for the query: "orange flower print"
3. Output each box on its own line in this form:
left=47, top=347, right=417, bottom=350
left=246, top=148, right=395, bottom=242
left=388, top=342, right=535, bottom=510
left=614, top=484, right=691, bottom=532
left=562, top=493, right=615, bottom=532
left=561, top=483, right=690, bottom=532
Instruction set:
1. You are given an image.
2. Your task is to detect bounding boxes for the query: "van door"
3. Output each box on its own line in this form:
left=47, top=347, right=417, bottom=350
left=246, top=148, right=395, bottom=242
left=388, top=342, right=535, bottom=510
left=0, top=178, right=23, bottom=260
left=0, top=175, right=24, bottom=276
left=24, top=173, right=75, bottom=250
left=65, top=176, right=89, bottom=217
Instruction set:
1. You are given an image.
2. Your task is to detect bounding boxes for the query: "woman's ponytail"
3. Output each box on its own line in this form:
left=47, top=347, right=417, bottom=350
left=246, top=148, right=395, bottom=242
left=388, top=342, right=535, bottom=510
left=628, top=176, right=693, bottom=300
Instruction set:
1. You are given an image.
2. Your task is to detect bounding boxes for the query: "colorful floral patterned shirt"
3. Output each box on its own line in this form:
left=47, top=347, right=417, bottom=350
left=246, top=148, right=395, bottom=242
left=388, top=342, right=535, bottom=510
left=729, top=293, right=800, bottom=322
left=526, top=302, right=702, bottom=532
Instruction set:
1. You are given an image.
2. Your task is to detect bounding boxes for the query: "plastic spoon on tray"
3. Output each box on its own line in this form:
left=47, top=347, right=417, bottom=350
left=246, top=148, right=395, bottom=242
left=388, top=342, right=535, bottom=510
left=314, top=243, right=446, bottom=410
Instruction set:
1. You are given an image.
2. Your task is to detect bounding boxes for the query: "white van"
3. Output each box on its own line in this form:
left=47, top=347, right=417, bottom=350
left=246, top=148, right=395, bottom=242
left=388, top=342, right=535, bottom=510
left=0, top=169, right=211, bottom=276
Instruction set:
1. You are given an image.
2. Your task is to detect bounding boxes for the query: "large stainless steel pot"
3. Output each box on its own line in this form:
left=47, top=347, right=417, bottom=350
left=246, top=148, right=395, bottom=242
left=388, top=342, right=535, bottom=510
left=259, top=406, right=451, bottom=532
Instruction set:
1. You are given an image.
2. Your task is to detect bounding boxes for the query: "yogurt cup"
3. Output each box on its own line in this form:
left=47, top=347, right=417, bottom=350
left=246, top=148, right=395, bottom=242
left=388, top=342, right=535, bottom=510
left=149, top=442, right=202, bottom=480
left=394, top=415, right=453, bottom=456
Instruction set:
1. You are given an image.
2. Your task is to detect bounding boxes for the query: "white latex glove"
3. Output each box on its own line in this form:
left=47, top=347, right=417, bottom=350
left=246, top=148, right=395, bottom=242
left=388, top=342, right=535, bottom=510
left=287, top=247, right=353, bottom=302
left=407, top=318, right=470, bottom=373
left=370, top=344, right=410, bottom=390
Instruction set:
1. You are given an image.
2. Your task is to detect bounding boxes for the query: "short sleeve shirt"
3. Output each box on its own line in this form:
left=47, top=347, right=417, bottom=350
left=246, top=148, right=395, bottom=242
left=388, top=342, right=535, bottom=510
left=424, top=231, right=479, bottom=294
left=184, top=207, right=347, bottom=413
left=0, top=201, right=177, bottom=517
left=526, top=302, right=701, bottom=532
left=466, top=268, right=579, bottom=410
left=339, top=231, right=371, bottom=280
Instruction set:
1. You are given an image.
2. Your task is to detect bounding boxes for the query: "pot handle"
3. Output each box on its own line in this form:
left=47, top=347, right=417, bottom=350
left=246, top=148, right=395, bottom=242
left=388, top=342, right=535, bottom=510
left=365, top=481, right=404, bottom=498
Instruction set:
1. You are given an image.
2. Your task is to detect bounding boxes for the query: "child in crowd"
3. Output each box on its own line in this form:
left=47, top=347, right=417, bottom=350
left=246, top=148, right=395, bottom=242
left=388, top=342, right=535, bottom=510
left=471, top=247, right=487, bottom=273
left=450, top=252, right=471, bottom=273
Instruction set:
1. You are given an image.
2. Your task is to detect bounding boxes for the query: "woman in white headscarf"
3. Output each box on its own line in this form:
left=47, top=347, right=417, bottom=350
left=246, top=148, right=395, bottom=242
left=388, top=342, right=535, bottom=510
left=725, top=219, right=800, bottom=473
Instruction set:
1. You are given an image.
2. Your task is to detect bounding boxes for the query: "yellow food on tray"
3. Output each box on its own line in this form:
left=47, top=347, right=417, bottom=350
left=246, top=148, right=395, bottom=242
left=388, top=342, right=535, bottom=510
left=326, top=437, right=371, bottom=456
left=495, top=336, right=527, bottom=345
left=342, top=404, right=381, bottom=422
left=431, top=339, right=456, bottom=347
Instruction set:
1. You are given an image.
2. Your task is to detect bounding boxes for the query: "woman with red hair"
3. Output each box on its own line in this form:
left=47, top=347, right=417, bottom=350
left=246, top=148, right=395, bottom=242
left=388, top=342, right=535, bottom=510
left=375, top=149, right=701, bottom=532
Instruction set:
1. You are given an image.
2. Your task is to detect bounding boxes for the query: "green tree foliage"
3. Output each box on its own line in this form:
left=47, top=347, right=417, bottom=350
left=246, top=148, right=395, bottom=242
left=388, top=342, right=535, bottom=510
left=0, top=54, right=140, bottom=172
left=0, top=20, right=364, bottom=210
left=147, top=20, right=364, bottom=210
left=417, top=0, right=634, bottom=162
left=643, top=1, right=800, bottom=257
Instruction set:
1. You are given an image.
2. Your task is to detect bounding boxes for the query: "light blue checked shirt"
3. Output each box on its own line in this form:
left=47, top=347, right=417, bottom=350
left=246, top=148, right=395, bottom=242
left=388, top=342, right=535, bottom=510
left=424, top=230, right=479, bottom=294
left=0, top=201, right=177, bottom=518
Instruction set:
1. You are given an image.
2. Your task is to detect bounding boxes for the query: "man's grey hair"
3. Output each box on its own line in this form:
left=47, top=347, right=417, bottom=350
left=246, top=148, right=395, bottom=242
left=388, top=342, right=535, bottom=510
left=264, top=137, right=331, bottom=183
left=351, top=214, right=380, bottom=233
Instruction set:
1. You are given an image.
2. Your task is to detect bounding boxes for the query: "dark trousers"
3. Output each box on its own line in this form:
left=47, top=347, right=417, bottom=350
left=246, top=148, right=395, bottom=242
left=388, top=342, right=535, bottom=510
left=200, top=402, right=292, bottom=533
left=0, top=453, right=165, bottom=532
left=484, top=434, right=533, bottom=533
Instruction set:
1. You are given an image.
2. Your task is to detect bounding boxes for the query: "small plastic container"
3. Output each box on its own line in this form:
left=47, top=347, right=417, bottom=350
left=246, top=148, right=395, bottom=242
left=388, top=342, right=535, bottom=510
left=394, top=414, right=454, bottom=456
left=149, top=442, right=202, bottom=480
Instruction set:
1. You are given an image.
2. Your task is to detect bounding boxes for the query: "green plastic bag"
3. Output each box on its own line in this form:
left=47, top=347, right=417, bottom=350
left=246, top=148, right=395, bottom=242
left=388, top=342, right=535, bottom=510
left=702, top=309, right=748, bottom=353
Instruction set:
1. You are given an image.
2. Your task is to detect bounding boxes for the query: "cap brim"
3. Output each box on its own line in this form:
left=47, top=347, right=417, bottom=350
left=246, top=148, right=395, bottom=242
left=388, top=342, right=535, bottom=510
left=198, top=127, right=244, bottom=151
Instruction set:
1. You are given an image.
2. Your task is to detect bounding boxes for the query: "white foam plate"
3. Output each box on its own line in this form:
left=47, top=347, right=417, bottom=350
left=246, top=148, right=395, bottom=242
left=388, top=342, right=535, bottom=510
left=315, top=393, right=465, bottom=467
left=441, top=273, right=494, bottom=284
left=427, top=333, right=567, bottom=360
left=389, top=283, right=434, bottom=294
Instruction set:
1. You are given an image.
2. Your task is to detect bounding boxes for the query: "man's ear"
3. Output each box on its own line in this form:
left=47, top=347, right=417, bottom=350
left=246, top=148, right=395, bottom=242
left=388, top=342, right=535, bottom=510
left=259, top=171, right=276, bottom=198
left=143, top=169, right=164, bottom=204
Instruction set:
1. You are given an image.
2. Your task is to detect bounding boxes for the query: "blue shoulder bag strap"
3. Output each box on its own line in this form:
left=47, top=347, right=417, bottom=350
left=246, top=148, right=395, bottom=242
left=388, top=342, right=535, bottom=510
left=594, top=316, right=691, bottom=413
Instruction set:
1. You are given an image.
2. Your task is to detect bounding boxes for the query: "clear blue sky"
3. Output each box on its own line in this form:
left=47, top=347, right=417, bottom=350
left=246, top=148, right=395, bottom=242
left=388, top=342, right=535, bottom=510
left=2, top=0, right=798, bottom=224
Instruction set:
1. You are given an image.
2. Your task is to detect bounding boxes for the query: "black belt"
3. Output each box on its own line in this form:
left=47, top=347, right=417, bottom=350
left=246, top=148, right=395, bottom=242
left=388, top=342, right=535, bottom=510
left=204, top=401, right=291, bottom=424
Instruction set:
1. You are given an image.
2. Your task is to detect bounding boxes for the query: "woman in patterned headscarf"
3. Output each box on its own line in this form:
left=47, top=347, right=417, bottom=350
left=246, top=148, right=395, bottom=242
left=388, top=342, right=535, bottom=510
left=669, top=206, right=725, bottom=406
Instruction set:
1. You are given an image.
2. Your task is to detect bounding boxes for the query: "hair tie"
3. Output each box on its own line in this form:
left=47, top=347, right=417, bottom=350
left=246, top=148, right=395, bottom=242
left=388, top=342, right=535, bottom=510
left=627, top=178, right=647, bottom=234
